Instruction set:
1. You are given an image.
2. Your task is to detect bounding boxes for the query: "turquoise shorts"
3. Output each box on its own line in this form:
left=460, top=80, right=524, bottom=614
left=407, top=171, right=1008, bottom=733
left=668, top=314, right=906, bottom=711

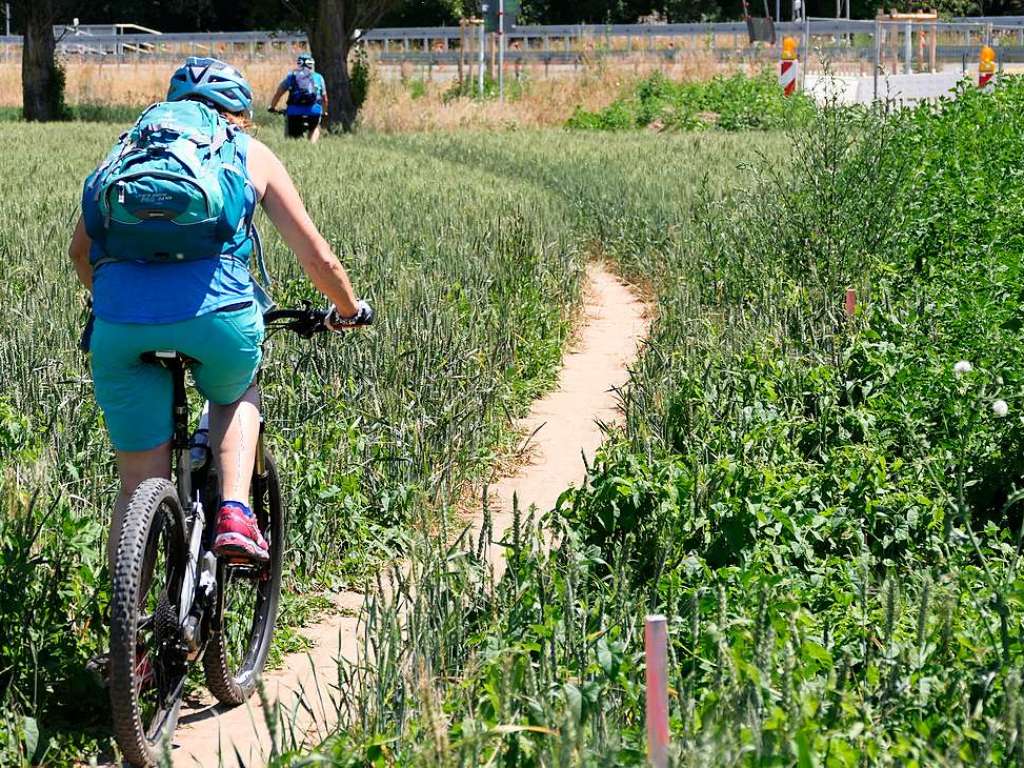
left=91, top=304, right=264, bottom=452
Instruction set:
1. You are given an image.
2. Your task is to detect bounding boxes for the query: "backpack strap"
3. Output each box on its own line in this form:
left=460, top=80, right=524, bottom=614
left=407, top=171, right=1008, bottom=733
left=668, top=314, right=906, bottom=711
left=218, top=129, right=262, bottom=272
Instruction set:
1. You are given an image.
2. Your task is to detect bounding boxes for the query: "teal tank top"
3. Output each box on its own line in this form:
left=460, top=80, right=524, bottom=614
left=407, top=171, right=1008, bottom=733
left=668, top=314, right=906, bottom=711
left=91, top=132, right=258, bottom=325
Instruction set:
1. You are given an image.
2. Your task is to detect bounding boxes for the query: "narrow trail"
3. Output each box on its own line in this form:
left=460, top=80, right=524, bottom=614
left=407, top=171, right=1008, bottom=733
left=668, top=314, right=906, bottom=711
left=169, top=263, right=649, bottom=767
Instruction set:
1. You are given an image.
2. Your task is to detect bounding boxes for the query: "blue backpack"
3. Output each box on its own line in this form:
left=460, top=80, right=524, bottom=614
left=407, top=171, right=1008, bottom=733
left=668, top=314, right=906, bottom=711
left=82, top=100, right=252, bottom=266
left=288, top=69, right=319, bottom=106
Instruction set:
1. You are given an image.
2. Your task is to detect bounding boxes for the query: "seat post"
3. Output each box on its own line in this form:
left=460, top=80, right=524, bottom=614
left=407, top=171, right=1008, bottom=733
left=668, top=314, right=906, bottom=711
left=169, top=359, right=194, bottom=506
left=170, top=359, right=190, bottom=452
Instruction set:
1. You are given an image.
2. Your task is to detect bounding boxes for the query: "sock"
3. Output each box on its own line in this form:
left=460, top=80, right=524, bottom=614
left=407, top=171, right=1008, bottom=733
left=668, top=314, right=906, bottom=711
left=221, top=500, right=254, bottom=518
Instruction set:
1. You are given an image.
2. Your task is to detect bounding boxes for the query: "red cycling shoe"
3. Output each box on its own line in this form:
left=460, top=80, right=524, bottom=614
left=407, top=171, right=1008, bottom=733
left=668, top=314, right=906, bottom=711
left=212, top=502, right=269, bottom=562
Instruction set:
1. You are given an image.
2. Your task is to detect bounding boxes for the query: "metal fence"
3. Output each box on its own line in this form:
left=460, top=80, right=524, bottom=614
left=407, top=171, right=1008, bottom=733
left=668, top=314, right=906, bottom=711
left=3, top=17, right=1024, bottom=73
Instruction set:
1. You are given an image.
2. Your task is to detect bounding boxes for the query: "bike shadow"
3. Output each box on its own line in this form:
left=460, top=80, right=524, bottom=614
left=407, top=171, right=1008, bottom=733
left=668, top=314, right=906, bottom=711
left=177, top=697, right=235, bottom=726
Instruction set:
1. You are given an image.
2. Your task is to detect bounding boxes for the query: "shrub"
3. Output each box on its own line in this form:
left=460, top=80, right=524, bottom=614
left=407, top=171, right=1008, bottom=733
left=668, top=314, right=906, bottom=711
left=567, top=71, right=816, bottom=132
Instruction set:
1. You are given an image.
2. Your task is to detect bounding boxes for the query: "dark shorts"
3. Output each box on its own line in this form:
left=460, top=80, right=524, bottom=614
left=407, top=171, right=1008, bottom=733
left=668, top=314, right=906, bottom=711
left=286, top=114, right=321, bottom=138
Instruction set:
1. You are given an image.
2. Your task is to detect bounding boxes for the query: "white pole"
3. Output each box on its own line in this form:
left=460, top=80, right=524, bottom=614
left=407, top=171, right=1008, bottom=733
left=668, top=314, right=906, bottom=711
left=5, top=4, right=10, bottom=37
left=645, top=615, right=670, bottom=768
left=478, top=18, right=485, bottom=94
left=498, top=0, right=505, bottom=103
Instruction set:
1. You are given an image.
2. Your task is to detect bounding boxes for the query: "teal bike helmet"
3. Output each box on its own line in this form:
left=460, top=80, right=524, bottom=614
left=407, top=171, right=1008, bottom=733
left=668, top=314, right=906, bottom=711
left=297, top=52, right=315, bottom=70
left=167, top=57, right=253, bottom=115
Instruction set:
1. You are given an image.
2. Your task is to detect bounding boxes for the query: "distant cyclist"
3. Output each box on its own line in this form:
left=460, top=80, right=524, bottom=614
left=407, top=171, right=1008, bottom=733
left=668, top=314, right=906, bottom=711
left=69, top=57, right=370, bottom=575
left=269, top=53, right=328, bottom=142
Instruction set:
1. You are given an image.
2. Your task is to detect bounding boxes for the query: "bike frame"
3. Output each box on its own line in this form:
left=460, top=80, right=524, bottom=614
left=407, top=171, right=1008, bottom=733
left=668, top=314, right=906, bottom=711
left=139, top=304, right=335, bottom=660
left=153, top=330, right=282, bottom=649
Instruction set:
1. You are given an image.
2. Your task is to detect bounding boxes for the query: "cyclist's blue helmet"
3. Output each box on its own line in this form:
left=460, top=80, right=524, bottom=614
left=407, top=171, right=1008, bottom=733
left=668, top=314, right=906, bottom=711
left=297, top=53, right=315, bottom=69
left=167, top=57, right=253, bottom=115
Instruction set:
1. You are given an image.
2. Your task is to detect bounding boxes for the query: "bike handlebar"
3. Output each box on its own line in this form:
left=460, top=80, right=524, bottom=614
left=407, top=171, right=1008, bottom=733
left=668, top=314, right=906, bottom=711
left=263, top=302, right=373, bottom=339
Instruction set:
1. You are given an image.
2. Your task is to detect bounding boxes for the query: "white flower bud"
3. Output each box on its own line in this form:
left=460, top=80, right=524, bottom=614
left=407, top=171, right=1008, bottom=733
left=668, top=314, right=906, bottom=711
left=993, top=399, right=1009, bottom=418
left=954, top=360, right=973, bottom=378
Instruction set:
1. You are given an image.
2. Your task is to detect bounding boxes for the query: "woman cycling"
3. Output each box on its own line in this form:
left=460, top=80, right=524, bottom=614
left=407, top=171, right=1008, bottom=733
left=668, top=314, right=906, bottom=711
left=268, top=53, right=328, bottom=142
left=69, top=57, right=370, bottom=572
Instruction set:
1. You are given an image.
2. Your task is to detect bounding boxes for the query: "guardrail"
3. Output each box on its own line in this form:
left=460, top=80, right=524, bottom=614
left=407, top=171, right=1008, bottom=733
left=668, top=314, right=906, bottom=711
left=0, top=17, right=1012, bottom=48
left=3, top=18, right=1024, bottom=69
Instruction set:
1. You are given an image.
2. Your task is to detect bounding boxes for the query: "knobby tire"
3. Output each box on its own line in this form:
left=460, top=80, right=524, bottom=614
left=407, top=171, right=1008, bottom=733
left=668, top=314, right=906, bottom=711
left=109, top=478, right=188, bottom=768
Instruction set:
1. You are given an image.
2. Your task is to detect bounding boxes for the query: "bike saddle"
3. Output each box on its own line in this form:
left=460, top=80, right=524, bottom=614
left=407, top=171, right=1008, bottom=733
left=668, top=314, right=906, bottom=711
left=139, top=350, right=199, bottom=367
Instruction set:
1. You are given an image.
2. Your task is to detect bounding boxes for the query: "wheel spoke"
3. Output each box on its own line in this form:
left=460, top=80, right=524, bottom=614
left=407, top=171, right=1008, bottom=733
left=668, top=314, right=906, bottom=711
left=202, top=454, right=282, bottom=706
left=135, top=502, right=187, bottom=741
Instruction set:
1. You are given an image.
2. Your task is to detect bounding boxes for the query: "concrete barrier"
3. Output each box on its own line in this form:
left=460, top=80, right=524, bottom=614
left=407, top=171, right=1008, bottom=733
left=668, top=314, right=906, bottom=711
left=804, top=71, right=970, bottom=106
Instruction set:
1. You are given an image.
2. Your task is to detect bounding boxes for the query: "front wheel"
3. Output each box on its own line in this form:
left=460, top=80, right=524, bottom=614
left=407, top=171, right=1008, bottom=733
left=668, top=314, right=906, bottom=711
left=109, top=478, right=189, bottom=767
left=202, top=450, right=284, bottom=705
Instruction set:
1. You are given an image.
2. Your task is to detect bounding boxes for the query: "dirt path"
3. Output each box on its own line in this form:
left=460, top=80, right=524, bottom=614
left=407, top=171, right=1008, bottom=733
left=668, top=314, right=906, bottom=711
left=169, top=263, right=649, bottom=767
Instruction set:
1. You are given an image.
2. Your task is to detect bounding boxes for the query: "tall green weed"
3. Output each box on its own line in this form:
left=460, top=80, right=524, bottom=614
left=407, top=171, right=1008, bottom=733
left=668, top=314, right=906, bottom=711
left=567, top=71, right=815, bottom=132
left=296, top=79, right=1024, bottom=766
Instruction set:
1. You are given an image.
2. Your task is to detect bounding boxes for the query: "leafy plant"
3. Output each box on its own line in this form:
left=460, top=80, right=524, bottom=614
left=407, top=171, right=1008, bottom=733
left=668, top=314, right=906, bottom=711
left=286, top=78, right=1024, bottom=766
left=567, top=71, right=816, bottom=132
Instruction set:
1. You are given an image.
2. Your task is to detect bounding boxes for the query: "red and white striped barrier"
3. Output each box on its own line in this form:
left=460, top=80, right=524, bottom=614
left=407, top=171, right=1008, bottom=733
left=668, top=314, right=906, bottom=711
left=645, top=615, right=670, bottom=768
left=780, top=36, right=799, bottom=97
left=780, top=60, right=797, bottom=96
left=980, top=45, right=996, bottom=91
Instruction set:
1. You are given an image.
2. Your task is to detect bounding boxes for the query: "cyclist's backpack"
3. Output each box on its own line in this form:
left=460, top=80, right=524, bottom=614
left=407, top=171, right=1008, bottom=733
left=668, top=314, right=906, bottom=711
left=288, top=69, right=319, bottom=106
left=82, top=100, right=251, bottom=266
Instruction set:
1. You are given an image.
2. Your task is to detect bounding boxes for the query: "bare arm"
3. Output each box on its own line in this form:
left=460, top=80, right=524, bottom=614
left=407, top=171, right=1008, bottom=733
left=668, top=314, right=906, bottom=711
left=247, top=140, right=360, bottom=317
left=69, top=216, right=93, bottom=291
left=269, top=84, right=288, bottom=111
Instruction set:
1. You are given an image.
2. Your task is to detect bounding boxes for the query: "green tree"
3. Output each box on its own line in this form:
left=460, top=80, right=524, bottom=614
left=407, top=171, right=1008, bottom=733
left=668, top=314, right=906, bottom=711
left=302, top=0, right=399, bottom=132
left=277, top=0, right=465, bottom=133
left=380, top=0, right=464, bottom=25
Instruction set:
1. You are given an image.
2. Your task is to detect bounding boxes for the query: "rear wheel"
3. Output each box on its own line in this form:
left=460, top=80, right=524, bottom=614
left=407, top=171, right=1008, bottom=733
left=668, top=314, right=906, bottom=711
left=109, top=478, right=189, bottom=768
left=202, top=450, right=284, bottom=705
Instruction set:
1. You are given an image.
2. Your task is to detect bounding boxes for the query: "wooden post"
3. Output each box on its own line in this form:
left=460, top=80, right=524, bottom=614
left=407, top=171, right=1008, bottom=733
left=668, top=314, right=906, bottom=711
left=930, top=21, right=937, bottom=72
left=845, top=288, right=856, bottom=318
left=645, top=615, right=670, bottom=768
left=459, top=21, right=466, bottom=84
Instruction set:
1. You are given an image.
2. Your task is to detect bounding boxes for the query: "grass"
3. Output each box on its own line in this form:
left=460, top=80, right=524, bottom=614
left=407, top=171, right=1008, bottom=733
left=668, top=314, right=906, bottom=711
left=258, top=83, right=1024, bottom=765
left=0, top=121, right=620, bottom=763
left=0, top=109, right=778, bottom=763
left=566, top=70, right=816, bottom=132
left=16, top=77, right=1024, bottom=767
left=0, top=53, right=732, bottom=132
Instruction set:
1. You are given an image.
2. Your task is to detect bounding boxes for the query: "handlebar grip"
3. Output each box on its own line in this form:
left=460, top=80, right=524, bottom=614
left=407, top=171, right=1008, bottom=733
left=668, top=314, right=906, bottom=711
left=327, top=301, right=374, bottom=330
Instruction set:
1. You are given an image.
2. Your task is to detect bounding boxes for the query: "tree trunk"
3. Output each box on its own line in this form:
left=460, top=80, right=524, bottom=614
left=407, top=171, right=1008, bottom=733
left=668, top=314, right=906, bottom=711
left=309, top=0, right=357, bottom=133
left=21, top=0, right=64, bottom=121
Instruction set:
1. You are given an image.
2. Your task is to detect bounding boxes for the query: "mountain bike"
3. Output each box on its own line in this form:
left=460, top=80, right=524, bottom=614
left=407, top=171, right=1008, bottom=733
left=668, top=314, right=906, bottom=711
left=267, top=107, right=324, bottom=141
left=106, top=303, right=370, bottom=767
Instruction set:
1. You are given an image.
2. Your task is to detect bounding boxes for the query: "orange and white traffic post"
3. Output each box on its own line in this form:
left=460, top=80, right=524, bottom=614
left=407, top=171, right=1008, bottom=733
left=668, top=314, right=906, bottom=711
left=780, top=36, right=799, bottom=97
left=979, top=45, right=997, bottom=91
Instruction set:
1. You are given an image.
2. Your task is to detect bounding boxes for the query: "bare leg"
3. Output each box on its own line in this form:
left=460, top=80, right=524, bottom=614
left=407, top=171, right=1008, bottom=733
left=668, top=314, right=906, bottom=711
left=110, top=443, right=172, bottom=576
left=209, top=385, right=261, bottom=504
left=309, top=121, right=322, bottom=143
